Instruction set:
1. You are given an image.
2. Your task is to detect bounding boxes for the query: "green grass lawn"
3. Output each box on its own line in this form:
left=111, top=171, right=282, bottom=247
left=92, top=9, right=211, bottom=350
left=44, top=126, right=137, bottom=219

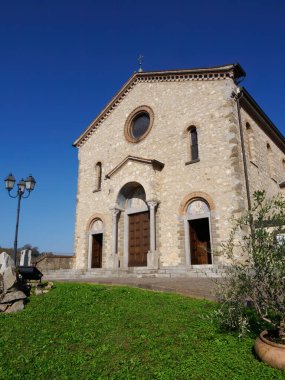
left=0, top=283, right=284, bottom=380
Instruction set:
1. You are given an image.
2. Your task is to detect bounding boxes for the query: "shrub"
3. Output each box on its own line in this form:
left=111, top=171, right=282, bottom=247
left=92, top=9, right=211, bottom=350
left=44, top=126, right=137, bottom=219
left=215, top=190, right=285, bottom=342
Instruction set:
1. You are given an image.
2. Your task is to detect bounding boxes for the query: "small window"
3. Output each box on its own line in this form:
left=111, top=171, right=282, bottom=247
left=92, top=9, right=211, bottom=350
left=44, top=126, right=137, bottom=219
left=94, top=162, right=102, bottom=192
left=190, top=128, right=199, bottom=161
left=267, top=144, right=275, bottom=179
left=246, top=123, right=256, bottom=162
left=186, top=126, right=199, bottom=164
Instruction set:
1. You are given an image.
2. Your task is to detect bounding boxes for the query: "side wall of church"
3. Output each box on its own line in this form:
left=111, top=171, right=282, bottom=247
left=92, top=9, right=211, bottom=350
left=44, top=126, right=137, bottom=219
left=241, top=110, right=285, bottom=202
left=74, top=77, right=281, bottom=270
left=239, top=108, right=285, bottom=200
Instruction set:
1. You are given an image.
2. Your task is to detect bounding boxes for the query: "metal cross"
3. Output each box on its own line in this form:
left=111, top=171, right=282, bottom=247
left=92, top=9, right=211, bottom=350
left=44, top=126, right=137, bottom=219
left=138, top=54, right=144, bottom=72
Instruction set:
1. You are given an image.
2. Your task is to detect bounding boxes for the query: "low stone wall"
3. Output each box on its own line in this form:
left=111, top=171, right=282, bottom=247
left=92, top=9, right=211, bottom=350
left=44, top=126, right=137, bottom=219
left=35, top=255, right=74, bottom=271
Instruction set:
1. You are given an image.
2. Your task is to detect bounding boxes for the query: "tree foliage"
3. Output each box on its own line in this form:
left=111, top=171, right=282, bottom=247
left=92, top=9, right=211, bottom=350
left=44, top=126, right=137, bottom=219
left=215, top=191, right=285, bottom=341
left=20, top=243, right=41, bottom=257
left=0, top=244, right=41, bottom=258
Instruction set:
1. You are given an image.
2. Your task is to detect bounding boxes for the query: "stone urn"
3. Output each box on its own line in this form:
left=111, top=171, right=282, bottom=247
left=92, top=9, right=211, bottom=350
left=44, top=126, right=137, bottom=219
left=255, top=330, right=285, bottom=370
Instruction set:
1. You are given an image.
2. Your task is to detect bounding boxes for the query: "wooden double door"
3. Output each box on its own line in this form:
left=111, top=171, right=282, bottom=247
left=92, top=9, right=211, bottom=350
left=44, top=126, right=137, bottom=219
left=128, top=211, right=150, bottom=267
left=91, top=233, right=103, bottom=268
left=189, top=218, right=212, bottom=265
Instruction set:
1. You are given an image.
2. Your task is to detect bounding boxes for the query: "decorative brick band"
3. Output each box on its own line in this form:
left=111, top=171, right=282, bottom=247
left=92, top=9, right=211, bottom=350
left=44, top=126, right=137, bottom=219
left=179, top=191, right=216, bottom=216
left=136, top=72, right=232, bottom=83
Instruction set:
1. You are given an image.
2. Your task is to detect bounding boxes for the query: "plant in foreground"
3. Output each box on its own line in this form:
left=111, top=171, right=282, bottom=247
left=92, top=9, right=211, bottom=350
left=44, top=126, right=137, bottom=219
left=215, top=190, right=285, bottom=343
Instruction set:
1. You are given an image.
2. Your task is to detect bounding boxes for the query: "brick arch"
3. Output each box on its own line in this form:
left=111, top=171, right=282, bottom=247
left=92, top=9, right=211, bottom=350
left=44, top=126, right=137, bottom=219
left=86, top=213, right=106, bottom=232
left=179, top=191, right=216, bottom=216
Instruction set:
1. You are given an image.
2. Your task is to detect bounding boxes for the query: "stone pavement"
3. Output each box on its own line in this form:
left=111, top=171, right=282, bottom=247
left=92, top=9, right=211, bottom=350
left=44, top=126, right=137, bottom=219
left=54, top=277, right=219, bottom=301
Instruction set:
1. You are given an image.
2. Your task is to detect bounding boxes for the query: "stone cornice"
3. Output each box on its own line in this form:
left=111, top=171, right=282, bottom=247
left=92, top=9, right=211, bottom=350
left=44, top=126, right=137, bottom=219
left=73, top=63, right=245, bottom=148
left=105, top=155, right=164, bottom=179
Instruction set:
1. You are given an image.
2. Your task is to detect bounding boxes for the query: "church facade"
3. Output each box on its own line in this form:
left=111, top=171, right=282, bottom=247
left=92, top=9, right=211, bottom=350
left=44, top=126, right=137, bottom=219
left=73, top=63, right=285, bottom=275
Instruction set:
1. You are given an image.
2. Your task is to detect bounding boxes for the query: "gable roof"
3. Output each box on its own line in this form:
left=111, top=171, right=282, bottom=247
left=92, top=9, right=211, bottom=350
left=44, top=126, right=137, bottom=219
left=105, top=155, right=164, bottom=179
left=73, top=63, right=245, bottom=148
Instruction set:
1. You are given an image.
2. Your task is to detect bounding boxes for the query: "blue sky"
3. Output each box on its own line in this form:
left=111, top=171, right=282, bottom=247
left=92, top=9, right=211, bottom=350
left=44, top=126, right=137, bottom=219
left=0, top=0, right=284, bottom=253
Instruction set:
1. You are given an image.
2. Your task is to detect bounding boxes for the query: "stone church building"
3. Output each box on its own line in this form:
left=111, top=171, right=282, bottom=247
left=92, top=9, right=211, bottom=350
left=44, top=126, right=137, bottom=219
left=73, top=63, right=285, bottom=276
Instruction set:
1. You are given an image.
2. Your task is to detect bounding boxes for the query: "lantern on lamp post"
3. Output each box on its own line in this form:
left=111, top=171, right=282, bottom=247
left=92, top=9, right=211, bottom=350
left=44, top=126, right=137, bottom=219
left=4, top=174, right=36, bottom=266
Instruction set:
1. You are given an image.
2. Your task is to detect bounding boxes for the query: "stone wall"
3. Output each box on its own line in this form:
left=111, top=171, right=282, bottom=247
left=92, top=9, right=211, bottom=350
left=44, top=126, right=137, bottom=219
left=240, top=108, right=284, bottom=199
left=74, top=72, right=285, bottom=271
left=35, top=255, right=74, bottom=272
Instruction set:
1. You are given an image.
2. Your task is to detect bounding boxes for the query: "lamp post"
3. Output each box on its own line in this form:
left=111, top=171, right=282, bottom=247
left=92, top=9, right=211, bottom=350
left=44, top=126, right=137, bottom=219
left=4, top=174, right=36, bottom=266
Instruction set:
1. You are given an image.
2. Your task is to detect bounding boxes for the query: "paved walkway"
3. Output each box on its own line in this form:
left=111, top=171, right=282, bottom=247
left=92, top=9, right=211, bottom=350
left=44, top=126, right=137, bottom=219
left=54, top=277, right=219, bottom=301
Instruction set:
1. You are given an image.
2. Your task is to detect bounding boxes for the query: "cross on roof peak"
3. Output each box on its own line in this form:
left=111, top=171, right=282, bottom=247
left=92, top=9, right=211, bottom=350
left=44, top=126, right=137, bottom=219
left=138, top=54, right=144, bottom=72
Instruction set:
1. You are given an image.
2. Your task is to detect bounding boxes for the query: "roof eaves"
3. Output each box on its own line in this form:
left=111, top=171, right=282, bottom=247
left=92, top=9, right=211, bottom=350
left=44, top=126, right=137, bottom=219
left=138, top=63, right=245, bottom=77
left=72, top=72, right=138, bottom=147
left=240, top=87, right=285, bottom=152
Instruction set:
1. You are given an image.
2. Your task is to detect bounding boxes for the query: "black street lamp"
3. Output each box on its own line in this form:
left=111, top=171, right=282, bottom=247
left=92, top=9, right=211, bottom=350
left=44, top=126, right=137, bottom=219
left=4, top=174, right=36, bottom=266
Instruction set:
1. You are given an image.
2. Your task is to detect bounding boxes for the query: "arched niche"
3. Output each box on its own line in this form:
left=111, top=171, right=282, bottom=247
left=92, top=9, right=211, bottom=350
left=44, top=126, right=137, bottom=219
left=116, top=182, right=150, bottom=267
left=186, top=199, right=210, bottom=218
left=116, top=182, right=148, bottom=212
left=183, top=198, right=213, bottom=266
left=88, top=218, right=103, bottom=269
left=90, top=219, right=103, bottom=234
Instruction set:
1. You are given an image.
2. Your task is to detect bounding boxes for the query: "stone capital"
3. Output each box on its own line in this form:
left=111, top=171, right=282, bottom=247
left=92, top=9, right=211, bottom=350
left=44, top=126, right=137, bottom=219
left=109, top=207, right=121, bottom=217
left=147, top=200, right=159, bottom=209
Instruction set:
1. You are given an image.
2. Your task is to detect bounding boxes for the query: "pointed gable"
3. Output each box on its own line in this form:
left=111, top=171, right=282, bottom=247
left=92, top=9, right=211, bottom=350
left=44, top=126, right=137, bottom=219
left=105, top=156, right=164, bottom=179
left=73, top=63, right=245, bottom=148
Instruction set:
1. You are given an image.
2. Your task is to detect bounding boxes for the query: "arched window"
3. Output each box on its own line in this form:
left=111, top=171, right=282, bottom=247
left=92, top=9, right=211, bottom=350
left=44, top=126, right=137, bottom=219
left=94, top=162, right=102, bottom=191
left=187, top=126, right=199, bottom=163
left=246, top=123, right=256, bottom=162
left=282, top=159, right=285, bottom=172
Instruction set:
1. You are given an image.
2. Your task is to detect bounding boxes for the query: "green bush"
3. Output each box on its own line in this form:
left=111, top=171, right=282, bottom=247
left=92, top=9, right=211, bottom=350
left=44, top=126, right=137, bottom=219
left=215, top=190, right=285, bottom=342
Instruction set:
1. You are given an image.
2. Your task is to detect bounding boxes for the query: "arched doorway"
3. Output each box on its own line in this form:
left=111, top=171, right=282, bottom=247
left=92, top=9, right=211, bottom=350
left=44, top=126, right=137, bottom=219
left=186, top=199, right=212, bottom=265
left=127, top=186, right=150, bottom=267
left=116, top=182, right=150, bottom=267
left=89, top=219, right=103, bottom=268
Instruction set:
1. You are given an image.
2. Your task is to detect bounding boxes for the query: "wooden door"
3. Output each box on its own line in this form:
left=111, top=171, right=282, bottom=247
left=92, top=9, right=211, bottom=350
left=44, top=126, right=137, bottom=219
left=128, top=211, right=150, bottom=267
left=91, top=233, right=103, bottom=268
left=189, top=218, right=212, bottom=265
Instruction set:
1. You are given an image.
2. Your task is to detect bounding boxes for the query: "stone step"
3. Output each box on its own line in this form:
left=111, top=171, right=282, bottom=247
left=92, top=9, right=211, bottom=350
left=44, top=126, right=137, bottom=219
left=42, top=269, right=84, bottom=281
left=42, top=266, right=224, bottom=280
left=43, top=269, right=83, bottom=275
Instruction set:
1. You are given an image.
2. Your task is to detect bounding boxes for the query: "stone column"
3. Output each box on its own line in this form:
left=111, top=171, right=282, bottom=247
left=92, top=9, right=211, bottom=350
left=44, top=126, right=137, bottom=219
left=110, top=208, right=120, bottom=255
left=147, top=201, right=159, bottom=268
left=147, top=201, right=157, bottom=253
